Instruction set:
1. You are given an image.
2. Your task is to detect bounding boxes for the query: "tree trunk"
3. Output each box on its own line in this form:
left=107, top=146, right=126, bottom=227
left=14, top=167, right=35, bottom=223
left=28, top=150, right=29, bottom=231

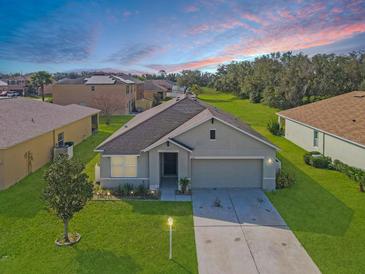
left=63, top=219, right=70, bottom=243
left=41, top=84, right=45, bottom=102
left=360, top=183, right=364, bottom=193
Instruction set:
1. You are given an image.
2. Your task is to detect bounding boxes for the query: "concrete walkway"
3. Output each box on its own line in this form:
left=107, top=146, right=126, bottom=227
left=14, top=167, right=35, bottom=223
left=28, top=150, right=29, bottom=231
left=192, top=188, right=320, bottom=274
left=160, top=178, right=191, bottom=201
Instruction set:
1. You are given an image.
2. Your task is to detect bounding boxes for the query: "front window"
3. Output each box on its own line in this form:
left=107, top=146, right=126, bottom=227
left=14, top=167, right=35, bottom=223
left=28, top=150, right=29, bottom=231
left=111, top=156, right=137, bottom=177
left=313, top=130, right=319, bottom=147
left=91, top=86, right=95, bottom=91
left=57, top=132, right=64, bottom=147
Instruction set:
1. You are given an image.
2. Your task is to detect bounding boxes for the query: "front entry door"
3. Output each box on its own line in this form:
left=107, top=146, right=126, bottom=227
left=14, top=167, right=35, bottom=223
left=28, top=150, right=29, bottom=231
left=163, top=153, right=178, bottom=176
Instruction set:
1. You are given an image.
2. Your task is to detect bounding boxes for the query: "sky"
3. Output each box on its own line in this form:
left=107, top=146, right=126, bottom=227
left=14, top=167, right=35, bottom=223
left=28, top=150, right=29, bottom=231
left=0, top=0, right=365, bottom=74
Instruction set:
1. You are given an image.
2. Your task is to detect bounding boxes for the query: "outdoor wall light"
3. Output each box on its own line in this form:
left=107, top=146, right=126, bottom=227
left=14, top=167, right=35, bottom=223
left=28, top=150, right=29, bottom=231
left=268, top=158, right=273, bottom=164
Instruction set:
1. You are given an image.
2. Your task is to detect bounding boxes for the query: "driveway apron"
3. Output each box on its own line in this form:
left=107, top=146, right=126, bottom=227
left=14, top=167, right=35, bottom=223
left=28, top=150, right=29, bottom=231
left=192, top=188, right=320, bottom=274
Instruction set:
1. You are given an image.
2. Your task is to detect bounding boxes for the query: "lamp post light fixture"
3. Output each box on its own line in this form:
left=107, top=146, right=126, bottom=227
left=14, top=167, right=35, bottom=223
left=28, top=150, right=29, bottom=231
left=168, top=217, right=173, bottom=260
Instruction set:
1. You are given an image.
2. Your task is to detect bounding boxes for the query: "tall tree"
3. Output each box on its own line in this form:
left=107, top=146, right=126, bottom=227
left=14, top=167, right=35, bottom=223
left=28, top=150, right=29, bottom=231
left=31, top=71, right=53, bottom=101
left=44, top=154, right=93, bottom=244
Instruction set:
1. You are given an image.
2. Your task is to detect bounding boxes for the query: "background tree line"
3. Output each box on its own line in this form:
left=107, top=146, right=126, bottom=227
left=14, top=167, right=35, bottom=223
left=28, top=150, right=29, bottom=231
left=176, top=51, right=365, bottom=109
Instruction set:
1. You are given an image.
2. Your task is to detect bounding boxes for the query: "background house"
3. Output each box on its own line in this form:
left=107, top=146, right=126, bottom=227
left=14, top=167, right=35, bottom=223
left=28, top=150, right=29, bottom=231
left=0, top=97, right=100, bottom=190
left=143, top=80, right=169, bottom=101
left=96, top=95, right=279, bottom=192
left=53, top=74, right=137, bottom=115
left=278, top=91, right=365, bottom=170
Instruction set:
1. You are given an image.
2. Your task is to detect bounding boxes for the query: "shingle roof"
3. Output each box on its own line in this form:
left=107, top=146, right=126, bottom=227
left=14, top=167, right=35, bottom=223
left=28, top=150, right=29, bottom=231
left=0, top=80, right=7, bottom=86
left=278, top=91, right=365, bottom=147
left=97, top=95, right=277, bottom=154
left=85, top=75, right=116, bottom=85
left=143, top=80, right=168, bottom=92
left=0, top=97, right=100, bottom=148
left=57, top=78, right=85, bottom=85
left=97, top=97, right=205, bottom=154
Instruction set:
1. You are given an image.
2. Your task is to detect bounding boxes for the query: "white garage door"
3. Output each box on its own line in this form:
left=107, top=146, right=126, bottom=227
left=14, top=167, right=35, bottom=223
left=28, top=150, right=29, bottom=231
left=191, top=159, right=262, bottom=188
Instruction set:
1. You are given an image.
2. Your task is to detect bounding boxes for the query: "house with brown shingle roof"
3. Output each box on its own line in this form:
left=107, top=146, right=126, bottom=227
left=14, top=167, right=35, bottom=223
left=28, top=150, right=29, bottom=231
left=95, top=94, right=279, bottom=195
left=278, top=91, right=365, bottom=170
left=0, top=97, right=100, bottom=190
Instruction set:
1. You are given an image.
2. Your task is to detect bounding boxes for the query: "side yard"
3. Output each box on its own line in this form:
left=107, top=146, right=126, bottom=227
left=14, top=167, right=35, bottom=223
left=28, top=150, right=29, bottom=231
left=0, top=116, right=197, bottom=274
left=199, top=89, right=365, bottom=274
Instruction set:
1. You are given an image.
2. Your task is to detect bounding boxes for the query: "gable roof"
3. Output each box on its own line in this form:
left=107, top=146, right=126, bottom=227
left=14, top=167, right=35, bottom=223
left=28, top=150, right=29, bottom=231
left=97, top=95, right=277, bottom=154
left=278, top=91, right=365, bottom=147
left=143, top=80, right=169, bottom=92
left=56, top=74, right=140, bottom=86
left=0, top=97, right=100, bottom=148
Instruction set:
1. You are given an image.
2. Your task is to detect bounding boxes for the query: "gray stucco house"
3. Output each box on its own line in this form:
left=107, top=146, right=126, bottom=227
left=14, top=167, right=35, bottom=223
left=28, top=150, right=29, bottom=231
left=278, top=91, right=365, bottom=170
left=95, top=95, right=279, bottom=191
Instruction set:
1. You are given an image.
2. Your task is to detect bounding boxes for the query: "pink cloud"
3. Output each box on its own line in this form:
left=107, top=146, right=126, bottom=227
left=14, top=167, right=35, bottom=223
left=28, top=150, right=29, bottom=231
left=226, top=22, right=365, bottom=56
left=184, top=4, right=199, bottom=13
left=147, top=55, right=234, bottom=72
left=187, top=18, right=258, bottom=35
left=241, top=12, right=266, bottom=25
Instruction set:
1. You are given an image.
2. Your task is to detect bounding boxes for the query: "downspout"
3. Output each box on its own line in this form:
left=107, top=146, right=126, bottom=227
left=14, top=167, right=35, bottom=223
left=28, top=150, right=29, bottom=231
left=322, top=133, right=325, bottom=155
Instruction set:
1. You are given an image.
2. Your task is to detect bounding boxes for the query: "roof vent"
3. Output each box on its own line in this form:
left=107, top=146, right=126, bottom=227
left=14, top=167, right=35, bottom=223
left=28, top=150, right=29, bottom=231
left=352, top=119, right=356, bottom=122
left=354, top=94, right=365, bottom=98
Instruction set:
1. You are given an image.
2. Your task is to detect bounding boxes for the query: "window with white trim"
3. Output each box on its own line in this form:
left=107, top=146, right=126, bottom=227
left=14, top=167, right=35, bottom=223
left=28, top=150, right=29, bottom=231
left=313, top=130, right=319, bottom=147
left=111, top=156, right=137, bottom=177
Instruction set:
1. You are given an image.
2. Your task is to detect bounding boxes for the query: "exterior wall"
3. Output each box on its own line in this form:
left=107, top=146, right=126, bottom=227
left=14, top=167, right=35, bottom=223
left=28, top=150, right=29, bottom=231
left=144, top=90, right=166, bottom=101
left=284, top=118, right=365, bottom=170
left=325, top=135, right=365, bottom=169
left=0, top=116, right=94, bottom=190
left=135, top=98, right=153, bottom=111
left=285, top=119, right=324, bottom=153
left=53, top=83, right=136, bottom=115
left=100, top=152, right=149, bottom=188
left=175, top=119, right=277, bottom=191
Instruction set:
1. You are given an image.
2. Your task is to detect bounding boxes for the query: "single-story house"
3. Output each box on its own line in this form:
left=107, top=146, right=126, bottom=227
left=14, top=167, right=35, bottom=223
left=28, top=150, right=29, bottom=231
left=0, top=97, right=100, bottom=190
left=278, top=91, right=365, bottom=170
left=95, top=95, right=279, bottom=191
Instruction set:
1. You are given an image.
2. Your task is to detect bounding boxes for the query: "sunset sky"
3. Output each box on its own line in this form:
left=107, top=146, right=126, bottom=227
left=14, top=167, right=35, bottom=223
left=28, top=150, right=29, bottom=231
left=0, top=0, right=364, bottom=74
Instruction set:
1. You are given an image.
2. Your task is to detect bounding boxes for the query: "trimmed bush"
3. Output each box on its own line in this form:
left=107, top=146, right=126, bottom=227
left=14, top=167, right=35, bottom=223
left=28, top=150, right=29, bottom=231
left=303, top=151, right=331, bottom=169
left=332, top=159, right=365, bottom=192
left=276, top=169, right=295, bottom=189
left=267, top=119, right=284, bottom=136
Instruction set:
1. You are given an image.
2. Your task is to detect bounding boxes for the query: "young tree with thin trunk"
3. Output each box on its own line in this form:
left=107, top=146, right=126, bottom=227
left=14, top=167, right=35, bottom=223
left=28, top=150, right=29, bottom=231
left=93, top=92, right=128, bottom=124
left=44, top=154, right=93, bottom=244
left=30, top=71, right=53, bottom=101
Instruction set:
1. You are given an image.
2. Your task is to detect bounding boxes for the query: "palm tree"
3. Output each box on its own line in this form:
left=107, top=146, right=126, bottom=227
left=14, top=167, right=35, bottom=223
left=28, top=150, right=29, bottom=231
left=30, top=71, right=53, bottom=101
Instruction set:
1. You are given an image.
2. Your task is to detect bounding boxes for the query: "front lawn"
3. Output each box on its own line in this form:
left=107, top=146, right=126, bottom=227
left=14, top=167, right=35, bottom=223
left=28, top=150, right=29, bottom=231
left=199, top=89, right=365, bottom=274
left=0, top=116, right=197, bottom=274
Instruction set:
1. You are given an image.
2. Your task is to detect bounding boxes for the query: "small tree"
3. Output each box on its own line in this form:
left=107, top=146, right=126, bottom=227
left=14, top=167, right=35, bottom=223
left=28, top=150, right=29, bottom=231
left=30, top=71, right=53, bottom=101
left=191, top=84, right=202, bottom=96
left=44, top=154, right=93, bottom=244
left=93, top=93, right=128, bottom=124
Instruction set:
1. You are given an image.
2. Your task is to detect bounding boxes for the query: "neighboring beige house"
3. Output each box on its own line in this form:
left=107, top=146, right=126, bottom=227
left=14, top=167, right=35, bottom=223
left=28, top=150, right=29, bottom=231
left=0, top=75, right=29, bottom=95
left=95, top=95, right=279, bottom=192
left=0, top=80, right=7, bottom=92
left=278, top=91, right=365, bottom=170
left=53, top=74, right=137, bottom=115
left=0, top=97, right=100, bottom=190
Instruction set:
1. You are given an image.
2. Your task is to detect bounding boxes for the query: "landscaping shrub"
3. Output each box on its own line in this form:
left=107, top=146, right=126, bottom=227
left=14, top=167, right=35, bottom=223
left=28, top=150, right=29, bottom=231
left=267, top=119, right=284, bottom=136
left=276, top=169, right=295, bottom=189
left=303, top=151, right=331, bottom=169
left=179, top=177, right=190, bottom=194
left=332, top=159, right=365, bottom=192
left=122, top=183, right=134, bottom=195
left=136, top=184, right=148, bottom=196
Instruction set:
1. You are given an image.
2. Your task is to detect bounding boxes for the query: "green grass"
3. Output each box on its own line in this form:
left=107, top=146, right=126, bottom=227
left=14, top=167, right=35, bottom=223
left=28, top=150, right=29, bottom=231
left=0, top=115, right=197, bottom=274
left=199, top=88, right=365, bottom=274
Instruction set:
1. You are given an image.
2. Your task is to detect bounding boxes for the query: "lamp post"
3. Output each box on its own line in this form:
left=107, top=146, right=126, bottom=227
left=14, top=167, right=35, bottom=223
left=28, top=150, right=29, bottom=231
left=168, top=217, right=173, bottom=260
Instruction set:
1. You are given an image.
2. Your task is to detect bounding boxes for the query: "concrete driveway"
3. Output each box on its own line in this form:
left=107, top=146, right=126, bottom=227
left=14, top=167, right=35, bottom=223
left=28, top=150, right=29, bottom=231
left=192, top=188, right=320, bottom=274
